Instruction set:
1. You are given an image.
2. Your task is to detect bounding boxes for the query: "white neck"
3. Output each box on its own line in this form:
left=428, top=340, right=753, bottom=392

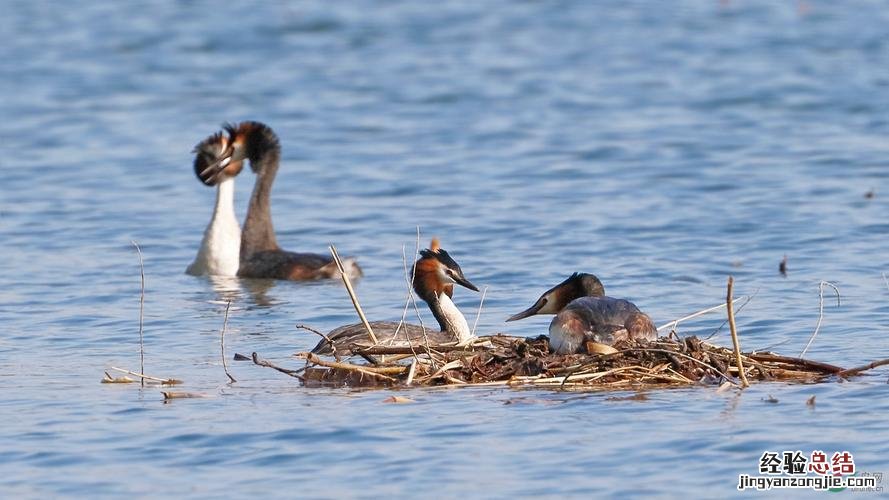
left=186, top=177, right=241, bottom=276
left=434, top=292, right=473, bottom=341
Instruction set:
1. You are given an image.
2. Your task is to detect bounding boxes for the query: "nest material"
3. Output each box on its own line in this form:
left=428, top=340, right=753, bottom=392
left=297, top=334, right=847, bottom=389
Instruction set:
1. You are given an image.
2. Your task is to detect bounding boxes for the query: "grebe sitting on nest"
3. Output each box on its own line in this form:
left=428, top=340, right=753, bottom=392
left=186, top=131, right=244, bottom=277
left=311, top=238, right=479, bottom=356
left=507, top=273, right=656, bottom=354
left=199, top=121, right=362, bottom=281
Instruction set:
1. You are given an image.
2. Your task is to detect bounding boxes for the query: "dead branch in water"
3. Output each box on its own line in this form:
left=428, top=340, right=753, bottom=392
left=102, top=371, right=134, bottom=384
left=330, top=244, right=378, bottom=345
left=836, top=358, right=889, bottom=378
left=727, top=276, right=749, bottom=388
left=131, top=240, right=146, bottom=387
left=250, top=352, right=305, bottom=380
left=162, top=391, right=206, bottom=400
left=799, top=281, right=840, bottom=358
left=221, top=300, right=236, bottom=384
left=109, top=366, right=181, bottom=385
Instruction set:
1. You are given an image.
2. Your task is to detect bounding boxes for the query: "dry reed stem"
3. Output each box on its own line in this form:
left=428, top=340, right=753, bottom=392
left=305, top=353, right=407, bottom=377
left=109, top=366, right=181, bottom=385
left=799, top=281, right=840, bottom=358
left=471, top=286, right=488, bottom=337
left=727, top=277, right=749, bottom=388
left=220, top=300, right=236, bottom=383
left=131, top=241, right=145, bottom=387
left=400, top=227, right=434, bottom=362
left=329, top=244, right=378, bottom=345
left=406, top=359, right=417, bottom=385
left=394, top=229, right=427, bottom=364
left=657, top=296, right=748, bottom=332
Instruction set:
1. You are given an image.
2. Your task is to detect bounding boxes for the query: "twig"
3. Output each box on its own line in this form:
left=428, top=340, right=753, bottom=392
left=619, top=349, right=738, bottom=385
left=352, top=344, right=474, bottom=355
left=395, top=235, right=423, bottom=364
left=305, top=353, right=404, bottom=381
left=471, top=286, right=488, bottom=337
left=727, top=276, right=749, bottom=388
left=296, top=324, right=341, bottom=362
left=657, top=297, right=748, bottom=332
left=131, top=241, right=145, bottom=387
left=406, top=359, right=417, bottom=386
left=329, top=244, right=378, bottom=345
left=745, top=353, right=843, bottom=374
left=704, top=288, right=758, bottom=340
left=836, top=358, right=889, bottom=378
left=109, top=366, right=181, bottom=385
left=799, top=281, right=840, bottom=358
left=221, top=300, right=236, bottom=383
left=251, top=352, right=305, bottom=380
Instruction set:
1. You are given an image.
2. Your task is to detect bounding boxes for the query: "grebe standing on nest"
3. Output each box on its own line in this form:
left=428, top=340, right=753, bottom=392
left=507, top=273, right=656, bottom=354
left=186, top=131, right=244, bottom=276
left=311, top=238, right=479, bottom=356
left=199, top=121, right=362, bottom=280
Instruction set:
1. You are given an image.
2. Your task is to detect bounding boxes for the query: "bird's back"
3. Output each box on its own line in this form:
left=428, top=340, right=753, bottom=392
left=556, top=296, right=656, bottom=345
left=311, top=321, right=457, bottom=355
left=239, top=249, right=362, bottom=280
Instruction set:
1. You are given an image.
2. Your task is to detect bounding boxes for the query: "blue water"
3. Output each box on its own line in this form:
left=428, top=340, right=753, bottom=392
left=2, top=0, right=889, bottom=497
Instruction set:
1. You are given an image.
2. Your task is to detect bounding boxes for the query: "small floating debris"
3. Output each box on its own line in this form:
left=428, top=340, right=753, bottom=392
left=101, top=371, right=135, bottom=384
left=161, top=391, right=207, bottom=400
left=382, top=396, right=415, bottom=404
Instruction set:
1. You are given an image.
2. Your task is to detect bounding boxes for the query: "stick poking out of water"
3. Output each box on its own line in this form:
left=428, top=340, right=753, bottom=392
left=132, top=241, right=146, bottom=387
left=329, top=244, right=378, bottom=345
left=221, top=300, right=236, bottom=384
left=799, top=281, right=840, bottom=358
left=727, top=276, right=749, bottom=388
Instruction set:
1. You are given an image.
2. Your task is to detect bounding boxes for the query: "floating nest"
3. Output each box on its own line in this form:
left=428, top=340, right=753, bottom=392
left=260, top=334, right=884, bottom=390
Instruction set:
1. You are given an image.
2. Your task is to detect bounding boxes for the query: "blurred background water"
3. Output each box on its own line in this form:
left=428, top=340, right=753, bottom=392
left=1, top=0, right=888, bottom=497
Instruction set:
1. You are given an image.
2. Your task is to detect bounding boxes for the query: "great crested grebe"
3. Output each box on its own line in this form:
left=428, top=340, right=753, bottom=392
left=199, top=121, right=362, bottom=280
left=186, top=131, right=245, bottom=276
left=506, top=273, right=657, bottom=354
left=311, top=238, right=479, bottom=356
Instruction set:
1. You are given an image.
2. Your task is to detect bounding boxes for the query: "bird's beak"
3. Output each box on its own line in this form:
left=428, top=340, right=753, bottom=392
left=454, top=274, right=479, bottom=292
left=506, top=297, right=546, bottom=322
left=199, top=143, right=235, bottom=180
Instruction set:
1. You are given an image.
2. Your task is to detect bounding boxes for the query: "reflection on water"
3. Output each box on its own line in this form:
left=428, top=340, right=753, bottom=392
left=2, top=0, right=889, bottom=496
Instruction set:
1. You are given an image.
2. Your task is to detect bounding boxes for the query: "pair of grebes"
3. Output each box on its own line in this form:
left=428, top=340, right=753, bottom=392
left=189, top=121, right=657, bottom=356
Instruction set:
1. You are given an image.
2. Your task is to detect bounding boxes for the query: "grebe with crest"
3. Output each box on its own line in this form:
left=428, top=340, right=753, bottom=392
left=506, top=273, right=656, bottom=354
left=199, top=121, right=362, bottom=281
left=311, top=238, right=479, bottom=356
left=186, top=131, right=244, bottom=277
